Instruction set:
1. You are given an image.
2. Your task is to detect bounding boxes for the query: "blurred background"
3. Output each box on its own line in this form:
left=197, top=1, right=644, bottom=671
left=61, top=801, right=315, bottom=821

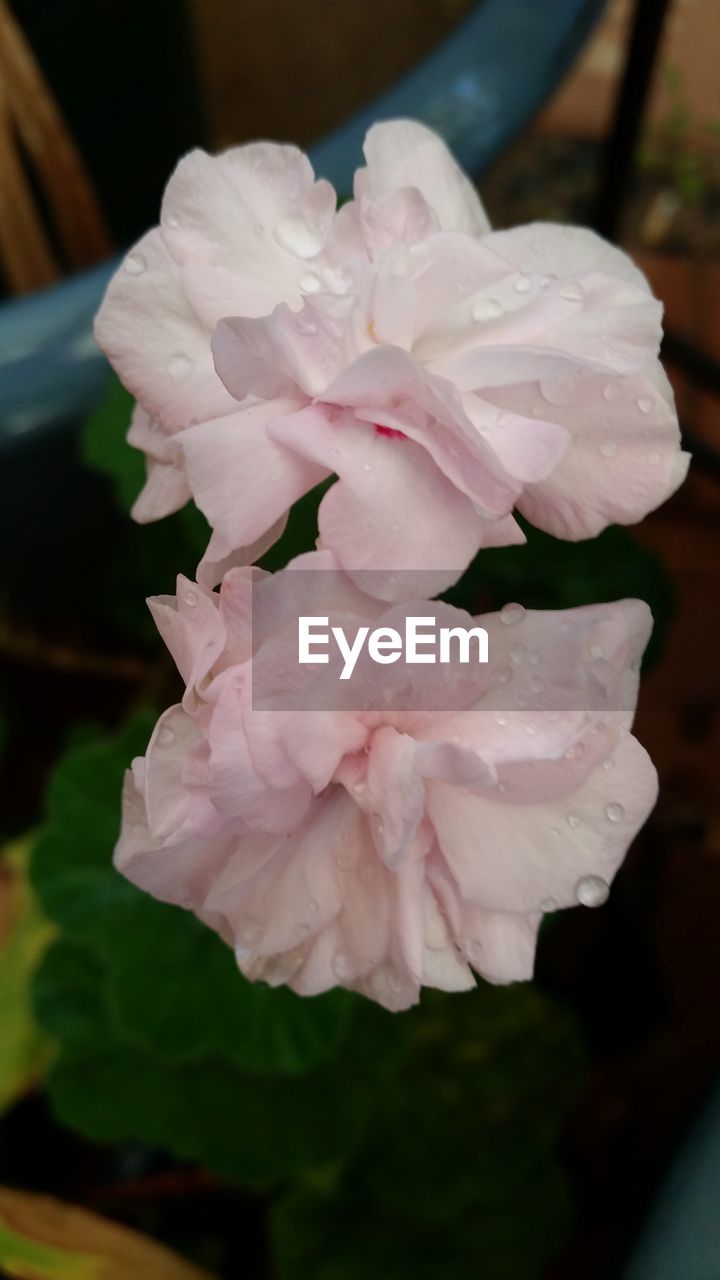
left=0, top=1, right=719, bottom=1277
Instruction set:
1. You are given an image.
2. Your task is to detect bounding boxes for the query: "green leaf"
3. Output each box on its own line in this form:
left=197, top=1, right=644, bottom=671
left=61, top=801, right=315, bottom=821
left=34, top=939, right=398, bottom=1185
left=81, top=374, right=143, bottom=512
left=272, top=1175, right=570, bottom=1280
left=353, top=984, right=584, bottom=1223
left=272, top=984, right=584, bottom=1280
left=0, top=836, right=55, bottom=1113
left=0, top=1183, right=214, bottom=1279
left=31, top=715, right=352, bottom=1075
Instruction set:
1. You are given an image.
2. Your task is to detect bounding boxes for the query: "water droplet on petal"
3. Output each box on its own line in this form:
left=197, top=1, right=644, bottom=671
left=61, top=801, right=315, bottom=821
left=510, top=643, right=527, bottom=666
left=332, top=951, right=352, bottom=980
left=495, top=664, right=512, bottom=684
left=605, top=801, right=625, bottom=823
left=495, top=713, right=508, bottom=726
left=500, top=601, right=525, bottom=626
left=575, top=875, right=610, bottom=908
left=472, top=297, right=503, bottom=322
left=158, top=726, right=174, bottom=746
left=560, top=281, right=583, bottom=302
left=599, top=441, right=618, bottom=459
left=125, top=254, right=146, bottom=275
left=184, top=589, right=198, bottom=607
left=590, top=644, right=604, bottom=660
left=238, top=918, right=262, bottom=945
left=637, top=395, right=653, bottom=413
left=275, top=218, right=325, bottom=258
left=169, top=354, right=193, bottom=381
left=541, top=377, right=577, bottom=406
left=514, top=274, right=532, bottom=294
left=566, top=812, right=581, bottom=829
left=602, top=382, right=619, bottom=402
left=165, top=214, right=180, bottom=229
left=541, top=897, right=558, bottom=913
left=300, top=271, right=320, bottom=293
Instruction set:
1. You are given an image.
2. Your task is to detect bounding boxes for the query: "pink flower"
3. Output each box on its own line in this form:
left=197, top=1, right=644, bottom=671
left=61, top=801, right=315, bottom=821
left=116, top=554, right=657, bottom=1010
left=96, top=120, right=688, bottom=596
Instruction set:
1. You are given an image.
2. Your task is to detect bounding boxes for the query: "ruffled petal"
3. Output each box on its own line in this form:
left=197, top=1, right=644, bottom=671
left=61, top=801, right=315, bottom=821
left=427, top=733, right=658, bottom=914
left=357, top=120, right=491, bottom=237
left=94, top=228, right=235, bottom=434
left=161, top=143, right=337, bottom=324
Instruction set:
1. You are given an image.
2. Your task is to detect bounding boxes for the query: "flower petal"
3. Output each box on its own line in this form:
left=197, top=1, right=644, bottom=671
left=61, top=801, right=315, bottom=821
left=357, top=120, right=491, bottom=237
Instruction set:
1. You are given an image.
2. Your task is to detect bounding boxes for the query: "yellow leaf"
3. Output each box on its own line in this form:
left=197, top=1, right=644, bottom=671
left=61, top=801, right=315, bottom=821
left=0, top=837, right=55, bottom=1112
left=0, top=1187, right=215, bottom=1280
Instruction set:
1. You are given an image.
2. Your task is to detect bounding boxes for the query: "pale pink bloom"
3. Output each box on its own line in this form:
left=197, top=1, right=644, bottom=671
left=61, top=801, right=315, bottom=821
left=116, top=554, right=658, bottom=1010
left=95, top=120, right=688, bottom=596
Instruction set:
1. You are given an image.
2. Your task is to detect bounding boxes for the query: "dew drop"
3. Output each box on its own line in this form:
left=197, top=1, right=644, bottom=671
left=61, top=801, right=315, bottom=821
left=238, top=918, right=262, bottom=945
left=495, top=664, right=512, bottom=684
left=500, top=601, right=525, bottom=627
left=605, top=801, right=625, bottom=823
left=495, top=713, right=508, bottom=727
left=510, top=643, right=527, bottom=666
left=602, top=382, right=619, bottom=402
left=184, top=588, right=198, bottom=607
left=514, top=274, right=532, bottom=294
left=637, top=395, right=653, bottom=413
left=566, top=812, right=581, bottom=829
left=590, top=644, right=605, bottom=660
left=300, top=271, right=321, bottom=293
left=599, top=441, right=618, bottom=459
left=529, top=675, right=544, bottom=693
left=275, top=218, right=324, bottom=258
left=540, top=377, right=577, bottom=406
left=541, top=897, right=558, bottom=913
left=472, top=297, right=503, bottom=322
left=370, top=813, right=385, bottom=841
left=124, top=254, right=146, bottom=275
left=560, top=281, right=583, bottom=302
left=575, top=875, right=610, bottom=908
left=158, top=726, right=174, bottom=746
left=332, top=951, right=352, bottom=980
left=525, top=722, right=538, bottom=736
left=168, top=354, right=193, bottom=381
left=165, top=214, right=180, bottom=229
